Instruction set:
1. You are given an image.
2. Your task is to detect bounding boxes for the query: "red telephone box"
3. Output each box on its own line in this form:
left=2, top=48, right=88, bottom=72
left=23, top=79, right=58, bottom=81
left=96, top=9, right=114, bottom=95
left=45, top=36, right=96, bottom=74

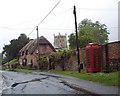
left=86, top=43, right=101, bottom=73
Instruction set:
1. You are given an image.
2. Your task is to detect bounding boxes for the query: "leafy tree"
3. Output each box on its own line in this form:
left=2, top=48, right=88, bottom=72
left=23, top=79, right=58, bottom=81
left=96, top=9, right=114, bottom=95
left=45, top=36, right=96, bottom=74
left=68, top=18, right=109, bottom=49
left=68, top=33, right=76, bottom=49
left=3, top=33, right=30, bottom=63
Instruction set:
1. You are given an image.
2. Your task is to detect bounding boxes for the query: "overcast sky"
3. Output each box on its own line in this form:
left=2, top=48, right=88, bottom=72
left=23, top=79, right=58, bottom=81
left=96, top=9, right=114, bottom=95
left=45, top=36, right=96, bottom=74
left=0, top=0, right=119, bottom=52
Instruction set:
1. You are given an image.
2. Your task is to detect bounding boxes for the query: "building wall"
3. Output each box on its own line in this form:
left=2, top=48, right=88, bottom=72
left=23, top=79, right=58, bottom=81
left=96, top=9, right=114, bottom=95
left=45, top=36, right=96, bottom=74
left=79, top=48, right=86, bottom=64
left=38, top=45, right=55, bottom=55
left=31, top=55, right=38, bottom=67
left=19, top=44, right=55, bottom=68
left=102, top=41, right=120, bottom=72
left=55, top=54, right=78, bottom=71
left=54, top=33, right=67, bottom=49
left=54, top=41, right=120, bottom=72
left=118, top=1, right=120, bottom=41
left=108, top=42, right=120, bottom=59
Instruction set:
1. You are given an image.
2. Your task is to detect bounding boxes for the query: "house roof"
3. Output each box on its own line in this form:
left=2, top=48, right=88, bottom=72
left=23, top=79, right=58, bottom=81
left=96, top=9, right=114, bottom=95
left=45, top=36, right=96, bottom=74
left=19, top=36, right=56, bottom=54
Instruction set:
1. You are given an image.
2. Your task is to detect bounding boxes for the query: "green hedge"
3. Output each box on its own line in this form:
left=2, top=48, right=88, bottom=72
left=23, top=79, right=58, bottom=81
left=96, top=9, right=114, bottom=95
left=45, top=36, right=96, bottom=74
left=6, top=59, right=18, bottom=65
left=37, top=50, right=76, bottom=70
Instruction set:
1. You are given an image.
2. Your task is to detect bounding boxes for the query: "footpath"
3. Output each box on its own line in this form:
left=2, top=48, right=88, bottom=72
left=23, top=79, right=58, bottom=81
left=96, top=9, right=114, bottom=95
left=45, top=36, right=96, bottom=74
left=39, top=72, right=120, bottom=95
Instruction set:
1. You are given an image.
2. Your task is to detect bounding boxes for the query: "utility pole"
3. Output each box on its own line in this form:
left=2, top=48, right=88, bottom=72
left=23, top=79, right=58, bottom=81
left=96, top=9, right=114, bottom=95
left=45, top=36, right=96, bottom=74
left=36, top=26, right=40, bottom=60
left=73, top=6, right=81, bottom=73
left=1, top=52, right=3, bottom=65
left=0, top=52, right=3, bottom=69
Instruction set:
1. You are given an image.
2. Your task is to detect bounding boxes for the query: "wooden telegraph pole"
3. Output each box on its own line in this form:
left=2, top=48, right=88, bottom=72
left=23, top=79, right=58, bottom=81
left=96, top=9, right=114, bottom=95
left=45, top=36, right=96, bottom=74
left=73, top=6, right=81, bottom=73
left=36, top=26, right=40, bottom=60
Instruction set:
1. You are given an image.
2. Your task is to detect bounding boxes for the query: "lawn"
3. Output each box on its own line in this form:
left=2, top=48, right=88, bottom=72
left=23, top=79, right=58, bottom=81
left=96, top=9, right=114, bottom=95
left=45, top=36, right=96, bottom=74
left=48, top=70, right=119, bottom=86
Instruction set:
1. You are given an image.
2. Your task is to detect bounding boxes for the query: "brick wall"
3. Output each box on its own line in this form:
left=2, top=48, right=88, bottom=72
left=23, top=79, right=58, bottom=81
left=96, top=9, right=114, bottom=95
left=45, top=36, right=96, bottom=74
left=55, top=54, right=78, bottom=71
left=38, top=45, right=55, bottom=55
left=65, top=55, right=78, bottom=70
left=108, top=42, right=120, bottom=59
left=19, top=44, right=55, bottom=69
left=79, top=48, right=86, bottom=65
left=54, top=41, right=120, bottom=72
left=102, top=41, right=120, bottom=72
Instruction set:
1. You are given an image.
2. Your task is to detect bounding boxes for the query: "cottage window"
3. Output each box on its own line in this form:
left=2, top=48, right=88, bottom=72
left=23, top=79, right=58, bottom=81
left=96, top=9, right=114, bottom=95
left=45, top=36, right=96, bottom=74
left=22, top=51, right=24, bottom=56
left=26, top=50, right=28, bottom=55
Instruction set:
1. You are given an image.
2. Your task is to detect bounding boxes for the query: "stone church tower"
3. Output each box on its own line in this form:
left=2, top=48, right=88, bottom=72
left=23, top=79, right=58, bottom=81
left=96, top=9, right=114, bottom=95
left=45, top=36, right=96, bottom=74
left=54, top=33, right=67, bottom=49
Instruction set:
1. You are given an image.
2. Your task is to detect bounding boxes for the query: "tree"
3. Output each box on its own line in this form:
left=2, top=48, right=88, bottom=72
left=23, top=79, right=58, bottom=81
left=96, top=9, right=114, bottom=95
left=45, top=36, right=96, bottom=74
left=68, top=33, right=76, bottom=49
left=68, top=18, right=109, bottom=49
left=3, top=33, right=30, bottom=63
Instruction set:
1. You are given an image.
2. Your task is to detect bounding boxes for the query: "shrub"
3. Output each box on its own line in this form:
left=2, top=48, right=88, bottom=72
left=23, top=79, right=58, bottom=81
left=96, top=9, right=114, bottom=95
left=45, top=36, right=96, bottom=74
left=5, top=59, right=19, bottom=70
left=38, top=57, right=48, bottom=70
left=48, top=50, right=75, bottom=70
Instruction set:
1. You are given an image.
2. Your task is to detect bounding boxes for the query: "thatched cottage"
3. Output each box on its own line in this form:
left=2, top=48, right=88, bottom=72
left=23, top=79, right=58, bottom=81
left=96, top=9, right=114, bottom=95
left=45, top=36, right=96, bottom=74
left=18, top=36, right=55, bottom=68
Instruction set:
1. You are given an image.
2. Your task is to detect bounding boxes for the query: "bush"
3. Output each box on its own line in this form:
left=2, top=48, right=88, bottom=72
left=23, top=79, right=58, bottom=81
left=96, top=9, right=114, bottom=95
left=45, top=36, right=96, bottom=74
left=48, top=50, right=76, bottom=70
left=38, top=57, right=48, bottom=70
left=8, top=59, right=18, bottom=65
left=5, top=59, right=19, bottom=70
left=37, top=50, right=76, bottom=70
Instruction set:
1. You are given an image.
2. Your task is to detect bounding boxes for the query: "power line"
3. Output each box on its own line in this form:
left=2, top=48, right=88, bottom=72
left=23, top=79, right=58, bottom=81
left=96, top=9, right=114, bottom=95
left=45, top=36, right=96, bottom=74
left=38, top=8, right=72, bottom=24
left=0, top=7, right=72, bottom=32
left=35, top=28, right=74, bottom=30
left=0, top=6, right=73, bottom=32
left=37, top=0, right=61, bottom=26
left=28, top=27, right=37, bottom=36
left=0, top=27, right=32, bottom=30
left=0, top=26, right=119, bottom=32
left=28, top=0, right=61, bottom=36
left=77, top=8, right=117, bottom=11
left=0, top=26, right=74, bottom=31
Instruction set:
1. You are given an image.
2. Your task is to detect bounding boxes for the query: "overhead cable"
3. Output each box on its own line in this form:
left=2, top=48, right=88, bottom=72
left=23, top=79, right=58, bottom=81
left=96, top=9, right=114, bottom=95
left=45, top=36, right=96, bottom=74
left=28, top=0, right=61, bottom=36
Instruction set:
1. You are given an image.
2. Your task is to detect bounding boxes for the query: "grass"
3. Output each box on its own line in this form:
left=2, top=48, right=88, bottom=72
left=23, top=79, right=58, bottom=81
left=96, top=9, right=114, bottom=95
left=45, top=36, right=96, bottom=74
left=11, top=69, right=48, bottom=74
left=13, top=69, right=32, bottom=74
left=48, top=70, right=119, bottom=86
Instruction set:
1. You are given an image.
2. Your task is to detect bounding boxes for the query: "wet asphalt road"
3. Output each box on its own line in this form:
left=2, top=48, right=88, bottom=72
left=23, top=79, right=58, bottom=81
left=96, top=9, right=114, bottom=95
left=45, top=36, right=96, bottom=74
left=1, top=71, right=86, bottom=94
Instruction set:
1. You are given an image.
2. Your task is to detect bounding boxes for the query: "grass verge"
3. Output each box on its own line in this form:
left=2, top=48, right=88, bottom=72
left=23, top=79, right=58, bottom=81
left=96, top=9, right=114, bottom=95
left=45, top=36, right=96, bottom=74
left=48, top=70, right=119, bottom=86
left=2, top=68, right=119, bottom=86
left=13, top=69, right=32, bottom=74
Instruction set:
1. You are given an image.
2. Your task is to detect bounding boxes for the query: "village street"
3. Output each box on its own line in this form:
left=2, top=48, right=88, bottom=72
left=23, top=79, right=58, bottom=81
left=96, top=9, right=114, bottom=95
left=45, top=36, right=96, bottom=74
left=1, top=70, right=87, bottom=95
left=0, top=70, right=119, bottom=95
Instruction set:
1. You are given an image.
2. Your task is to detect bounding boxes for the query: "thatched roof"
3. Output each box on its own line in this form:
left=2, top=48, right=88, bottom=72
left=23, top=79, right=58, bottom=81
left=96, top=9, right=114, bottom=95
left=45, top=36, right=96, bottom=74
left=19, top=36, right=55, bottom=54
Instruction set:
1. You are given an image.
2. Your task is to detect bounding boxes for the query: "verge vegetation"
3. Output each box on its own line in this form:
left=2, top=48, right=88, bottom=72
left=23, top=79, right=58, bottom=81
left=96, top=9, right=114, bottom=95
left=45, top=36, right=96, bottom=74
left=48, top=70, right=119, bottom=86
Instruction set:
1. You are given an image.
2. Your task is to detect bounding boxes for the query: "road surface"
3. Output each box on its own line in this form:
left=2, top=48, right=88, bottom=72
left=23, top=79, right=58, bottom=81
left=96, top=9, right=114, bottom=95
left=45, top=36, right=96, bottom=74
left=1, top=70, right=87, bottom=94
